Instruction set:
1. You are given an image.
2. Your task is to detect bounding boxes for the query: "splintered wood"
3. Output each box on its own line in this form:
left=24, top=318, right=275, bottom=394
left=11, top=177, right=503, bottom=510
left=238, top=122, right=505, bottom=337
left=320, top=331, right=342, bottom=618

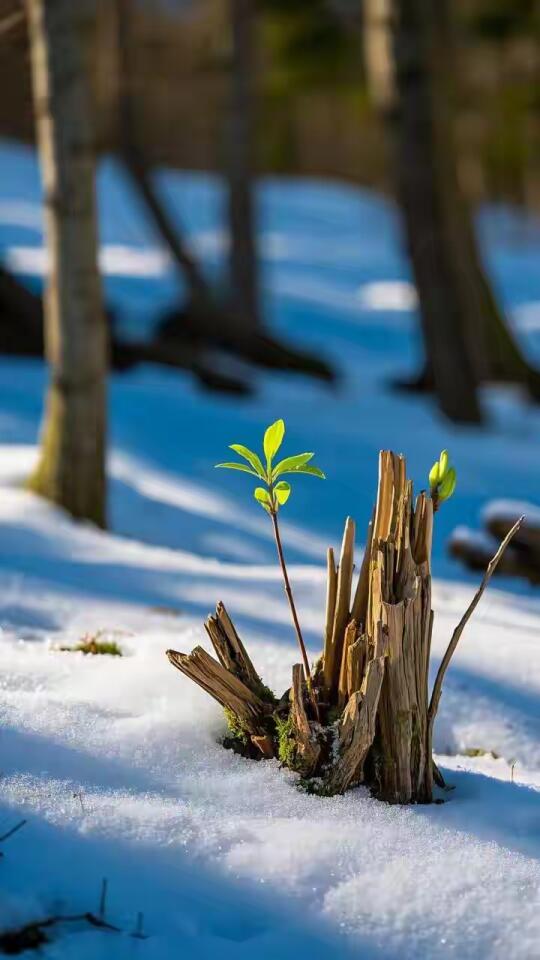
left=167, top=602, right=275, bottom=758
left=318, top=451, right=434, bottom=801
left=167, top=450, right=519, bottom=804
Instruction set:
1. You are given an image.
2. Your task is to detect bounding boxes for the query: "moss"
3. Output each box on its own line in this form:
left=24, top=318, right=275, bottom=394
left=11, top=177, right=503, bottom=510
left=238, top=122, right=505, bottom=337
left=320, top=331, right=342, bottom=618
left=298, top=777, right=335, bottom=797
left=326, top=705, right=342, bottom=726
left=255, top=682, right=276, bottom=705
left=223, top=708, right=249, bottom=745
left=275, top=713, right=297, bottom=768
left=59, top=634, right=123, bottom=656
left=462, top=747, right=500, bottom=759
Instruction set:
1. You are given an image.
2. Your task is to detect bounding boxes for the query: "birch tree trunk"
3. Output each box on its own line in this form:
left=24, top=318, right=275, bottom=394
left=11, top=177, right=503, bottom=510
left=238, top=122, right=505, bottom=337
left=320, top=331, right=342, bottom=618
left=26, top=0, right=107, bottom=527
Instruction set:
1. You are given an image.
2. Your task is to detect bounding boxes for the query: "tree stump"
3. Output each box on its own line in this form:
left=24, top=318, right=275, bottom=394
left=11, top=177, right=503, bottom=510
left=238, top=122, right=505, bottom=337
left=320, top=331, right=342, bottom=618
left=167, top=450, right=520, bottom=804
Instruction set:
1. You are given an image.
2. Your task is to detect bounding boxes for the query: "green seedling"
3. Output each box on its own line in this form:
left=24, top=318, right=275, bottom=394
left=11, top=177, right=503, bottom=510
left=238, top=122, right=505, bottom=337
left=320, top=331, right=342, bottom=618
left=216, top=419, right=325, bottom=720
left=59, top=631, right=123, bottom=656
left=429, top=449, right=457, bottom=512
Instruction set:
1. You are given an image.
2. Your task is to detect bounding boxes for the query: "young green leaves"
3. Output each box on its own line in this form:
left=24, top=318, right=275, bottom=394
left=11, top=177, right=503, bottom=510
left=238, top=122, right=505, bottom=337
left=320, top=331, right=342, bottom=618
left=429, top=449, right=457, bottom=509
left=216, top=418, right=325, bottom=513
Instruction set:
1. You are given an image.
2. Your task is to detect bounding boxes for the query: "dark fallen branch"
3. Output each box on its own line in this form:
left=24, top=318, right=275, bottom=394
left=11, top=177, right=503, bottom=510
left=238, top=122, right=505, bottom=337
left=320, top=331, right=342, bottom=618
left=158, top=309, right=336, bottom=383
left=0, top=819, right=27, bottom=847
left=450, top=509, right=540, bottom=585
left=0, top=877, right=148, bottom=955
left=0, top=264, right=250, bottom=394
left=0, top=912, right=124, bottom=955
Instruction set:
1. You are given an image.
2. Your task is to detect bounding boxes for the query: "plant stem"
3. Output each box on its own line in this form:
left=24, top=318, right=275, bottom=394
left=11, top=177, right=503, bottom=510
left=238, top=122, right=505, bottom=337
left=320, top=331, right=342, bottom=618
left=270, top=508, right=320, bottom=722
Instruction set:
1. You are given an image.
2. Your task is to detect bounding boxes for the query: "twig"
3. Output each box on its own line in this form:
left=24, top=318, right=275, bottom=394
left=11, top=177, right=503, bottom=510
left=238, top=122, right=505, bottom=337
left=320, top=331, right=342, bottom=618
left=428, top=516, right=524, bottom=724
left=0, top=819, right=27, bottom=844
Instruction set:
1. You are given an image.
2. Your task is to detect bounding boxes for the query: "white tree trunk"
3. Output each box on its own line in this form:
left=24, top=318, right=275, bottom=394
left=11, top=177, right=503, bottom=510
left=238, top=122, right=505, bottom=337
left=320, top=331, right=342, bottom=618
left=26, top=0, right=107, bottom=527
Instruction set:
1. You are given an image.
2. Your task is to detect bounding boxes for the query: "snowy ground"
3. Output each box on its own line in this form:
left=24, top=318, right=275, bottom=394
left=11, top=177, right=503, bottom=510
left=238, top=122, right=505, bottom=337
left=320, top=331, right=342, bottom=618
left=0, top=140, right=539, bottom=958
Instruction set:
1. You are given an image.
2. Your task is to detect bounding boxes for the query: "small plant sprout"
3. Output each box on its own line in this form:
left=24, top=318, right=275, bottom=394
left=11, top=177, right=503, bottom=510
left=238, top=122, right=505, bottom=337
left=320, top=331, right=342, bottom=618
left=429, top=449, right=457, bottom=512
left=216, top=419, right=325, bottom=720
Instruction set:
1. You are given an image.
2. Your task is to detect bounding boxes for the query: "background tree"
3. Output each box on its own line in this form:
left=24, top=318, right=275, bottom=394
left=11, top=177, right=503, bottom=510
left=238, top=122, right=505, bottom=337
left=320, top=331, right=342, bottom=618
left=363, top=0, right=540, bottom=423
left=26, top=0, right=108, bottom=526
left=225, top=0, right=260, bottom=333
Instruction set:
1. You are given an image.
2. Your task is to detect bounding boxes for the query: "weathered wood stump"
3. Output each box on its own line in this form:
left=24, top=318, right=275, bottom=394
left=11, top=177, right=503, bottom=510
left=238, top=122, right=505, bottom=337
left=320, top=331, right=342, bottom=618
left=167, top=450, right=521, bottom=804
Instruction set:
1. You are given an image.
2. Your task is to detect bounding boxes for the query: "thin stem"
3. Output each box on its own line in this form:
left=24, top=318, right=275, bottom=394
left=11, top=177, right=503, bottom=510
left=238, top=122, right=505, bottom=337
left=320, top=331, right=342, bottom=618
left=270, top=507, right=320, bottom=722
left=428, top=515, right=524, bottom=726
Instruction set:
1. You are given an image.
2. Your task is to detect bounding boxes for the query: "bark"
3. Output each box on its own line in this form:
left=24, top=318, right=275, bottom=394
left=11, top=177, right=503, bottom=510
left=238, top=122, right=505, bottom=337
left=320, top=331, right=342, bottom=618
left=388, top=0, right=482, bottom=424
left=323, top=655, right=385, bottom=795
left=288, top=664, right=321, bottom=776
left=226, top=0, right=260, bottom=332
left=26, top=0, right=107, bottom=527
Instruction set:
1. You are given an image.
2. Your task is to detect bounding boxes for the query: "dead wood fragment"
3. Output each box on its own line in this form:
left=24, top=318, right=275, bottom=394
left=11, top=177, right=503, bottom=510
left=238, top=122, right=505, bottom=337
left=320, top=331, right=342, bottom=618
left=287, top=664, right=321, bottom=775
left=346, top=635, right=367, bottom=700
left=323, top=655, right=385, bottom=795
left=323, top=517, right=355, bottom=697
left=323, top=546, right=337, bottom=667
left=166, top=646, right=271, bottom=736
left=204, top=602, right=265, bottom=695
left=351, top=514, right=373, bottom=626
left=252, top=735, right=275, bottom=759
left=338, top=619, right=358, bottom=709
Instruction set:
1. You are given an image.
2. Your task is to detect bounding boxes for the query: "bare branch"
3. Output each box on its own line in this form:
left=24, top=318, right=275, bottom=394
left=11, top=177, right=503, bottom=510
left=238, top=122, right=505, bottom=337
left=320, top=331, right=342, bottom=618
left=428, top=516, right=524, bottom=724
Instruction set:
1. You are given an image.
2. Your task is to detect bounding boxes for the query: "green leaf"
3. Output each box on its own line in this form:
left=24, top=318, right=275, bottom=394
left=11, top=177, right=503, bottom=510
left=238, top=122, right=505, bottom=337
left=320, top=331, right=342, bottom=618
left=438, top=467, right=456, bottom=502
left=229, top=444, right=267, bottom=480
left=263, top=419, right=285, bottom=467
left=254, top=486, right=272, bottom=512
left=287, top=464, right=325, bottom=479
left=274, top=480, right=291, bottom=506
left=428, top=460, right=440, bottom=490
left=272, top=452, right=314, bottom=480
left=215, top=462, right=259, bottom=477
left=439, top=449, right=449, bottom=480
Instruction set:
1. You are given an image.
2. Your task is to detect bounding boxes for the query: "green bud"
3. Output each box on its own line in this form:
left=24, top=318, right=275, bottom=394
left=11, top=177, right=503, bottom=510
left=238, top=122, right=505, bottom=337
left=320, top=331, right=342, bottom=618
left=428, top=460, right=440, bottom=490
left=438, top=467, right=456, bottom=502
left=438, top=449, right=449, bottom=480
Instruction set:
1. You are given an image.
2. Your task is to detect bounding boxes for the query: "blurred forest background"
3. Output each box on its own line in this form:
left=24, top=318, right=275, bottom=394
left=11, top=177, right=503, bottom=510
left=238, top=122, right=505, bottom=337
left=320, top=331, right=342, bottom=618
left=2, top=0, right=539, bottom=202
left=0, top=0, right=539, bottom=547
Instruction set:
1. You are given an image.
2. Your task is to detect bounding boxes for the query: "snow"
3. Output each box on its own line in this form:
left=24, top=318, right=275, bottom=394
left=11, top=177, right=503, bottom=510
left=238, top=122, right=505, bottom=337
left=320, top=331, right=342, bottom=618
left=0, top=138, right=540, bottom=958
